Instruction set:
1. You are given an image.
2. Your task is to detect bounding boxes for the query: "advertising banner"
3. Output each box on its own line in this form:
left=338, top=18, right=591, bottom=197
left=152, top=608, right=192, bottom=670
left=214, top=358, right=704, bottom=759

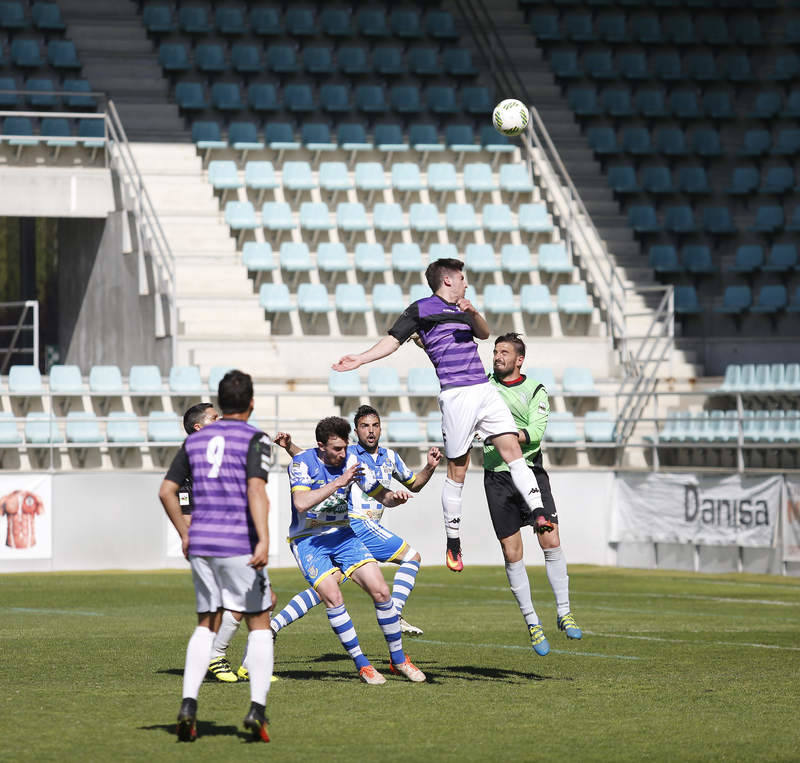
left=612, top=473, right=781, bottom=548
left=783, top=480, right=800, bottom=563
left=0, top=474, right=53, bottom=560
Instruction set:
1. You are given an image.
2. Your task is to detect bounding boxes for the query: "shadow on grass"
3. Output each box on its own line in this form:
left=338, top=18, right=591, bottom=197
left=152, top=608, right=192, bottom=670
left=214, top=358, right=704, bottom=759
left=415, top=664, right=568, bottom=684
left=139, top=721, right=248, bottom=741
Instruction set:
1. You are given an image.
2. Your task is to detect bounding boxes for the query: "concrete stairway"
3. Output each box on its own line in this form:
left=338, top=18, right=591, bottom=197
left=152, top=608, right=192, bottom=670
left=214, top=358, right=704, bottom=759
left=57, top=0, right=186, bottom=140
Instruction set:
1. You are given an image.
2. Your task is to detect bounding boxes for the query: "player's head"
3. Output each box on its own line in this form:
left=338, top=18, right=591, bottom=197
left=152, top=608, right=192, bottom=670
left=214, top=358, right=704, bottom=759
left=217, top=370, right=254, bottom=416
left=183, top=402, right=219, bottom=434
left=493, top=333, right=526, bottom=379
left=315, top=416, right=351, bottom=466
left=354, top=405, right=381, bottom=451
left=425, top=258, right=466, bottom=299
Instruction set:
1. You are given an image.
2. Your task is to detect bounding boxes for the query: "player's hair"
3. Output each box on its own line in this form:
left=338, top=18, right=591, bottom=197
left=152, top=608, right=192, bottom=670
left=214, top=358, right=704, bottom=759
left=217, top=370, right=253, bottom=414
left=495, top=332, right=526, bottom=358
left=183, top=402, right=214, bottom=435
left=315, top=416, right=351, bottom=445
left=425, top=257, right=463, bottom=291
left=354, top=404, right=380, bottom=427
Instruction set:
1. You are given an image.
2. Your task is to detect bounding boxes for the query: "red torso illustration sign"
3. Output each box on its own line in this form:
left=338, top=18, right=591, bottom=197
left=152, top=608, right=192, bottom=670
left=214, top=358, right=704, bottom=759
left=1, top=490, right=44, bottom=549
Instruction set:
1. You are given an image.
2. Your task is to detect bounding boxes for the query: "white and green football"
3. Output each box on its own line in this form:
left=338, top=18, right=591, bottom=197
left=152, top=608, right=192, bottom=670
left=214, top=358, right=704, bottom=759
left=492, top=98, right=529, bottom=137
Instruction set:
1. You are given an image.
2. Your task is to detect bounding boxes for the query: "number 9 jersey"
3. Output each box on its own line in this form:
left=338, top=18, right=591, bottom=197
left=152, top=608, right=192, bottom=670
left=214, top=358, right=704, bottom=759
left=165, top=419, right=272, bottom=557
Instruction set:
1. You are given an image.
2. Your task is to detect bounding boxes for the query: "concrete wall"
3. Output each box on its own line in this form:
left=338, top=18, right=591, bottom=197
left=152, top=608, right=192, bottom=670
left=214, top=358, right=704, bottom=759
left=0, top=168, right=115, bottom=218
left=58, top=212, right=171, bottom=372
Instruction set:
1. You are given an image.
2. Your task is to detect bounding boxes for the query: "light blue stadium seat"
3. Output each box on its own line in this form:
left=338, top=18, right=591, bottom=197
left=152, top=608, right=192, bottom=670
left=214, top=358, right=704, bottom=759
left=545, top=412, right=578, bottom=443
left=483, top=204, right=516, bottom=238
left=373, top=203, right=406, bottom=234
left=245, top=162, right=278, bottom=201
left=372, top=284, right=405, bottom=315
left=718, top=364, right=741, bottom=393
left=499, top=163, right=534, bottom=195
left=259, top=283, right=293, bottom=313
left=225, top=201, right=258, bottom=231
left=8, top=365, right=43, bottom=394
left=89, top=365, right=123, bottom=395
left=465, top=244, right=497, bottom=277
left=25, top=413, right=62, bottom=444
left=715, top=286, right=751, bottom=314
left=483, top=284, right=515, bottom=315
left=752, top=365, right=773, bottom=393
left=208, top=161, right=241, bottom=192
left=446, top=204, right=479, bottom=238
left=354, top=162, right=387, bottom=198
left=317, top=242, right=349, bottom=275
left=169, top=366, right=204, bottom=396
left=410, top=283, right=432, bottom=303
left=392, top=163, right=423, bottom=194
left=337, top=202, right=369, bottom=236
left=426, top=410, right=443, bottom=442
left=279, top=242, right=313, bottom=273
left=283, top=161, right=316, bottom=195
left=335, top=283, right=370, bottom=315
left=368, top=367, right=403, bottom=396
left=407, top=367, right=440, bottom=397
left=429, top=244, right=459, bottom=261
left=299, top=202, right=333, bottom=233
left=262, top=202, right=294, bottom=232
left=319, top=162, right=352, bottom=196
left=128, top=365, right=163, bottom=395
left=66, top=411, right=102, bottom=444
left=409, top=204, right=442, bottom=238
left=558, top=283, right=593, bottom=314
left=354, top=243, right=386, bottom=275
left=521, top=284, right=555, bottom=316
left=49, top=365, right=83, bottom=394
left=563, top=366, right=597, bottom=395
left=584, top=411, right=616, bottom=442
left=769, top=364, right=786, bottom=390
left=148, top=411, right=184, bottom=443
left=297, top=283, right=331, bottom=314
left=538, top=243, right=572, bottom=275
left=738, top=364, right=757, bottom=392
left=328, top=369, right=361, bottom=397
left=0, top=412, right=22, bottom=444
left=501, top=244, right=534, bottom=278
left=392, top=243, right=423, bottom=275
left=463, top=163, right=498, bottom=197
left=518, top=203, right=553, bottom=236
left=207, top=366, right=234, bottom=394
left=427, top=162, right=459, bottom=194
left=386, top=411, right=423, bottom=443
left=528, top=368, right=556, bottom=394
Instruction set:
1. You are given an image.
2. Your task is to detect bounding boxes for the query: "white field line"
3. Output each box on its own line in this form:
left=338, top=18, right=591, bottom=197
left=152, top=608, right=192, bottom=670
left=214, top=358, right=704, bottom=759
left=584, top=630, right=800, bottom=652
left=2, top=607, right=104, bottom=616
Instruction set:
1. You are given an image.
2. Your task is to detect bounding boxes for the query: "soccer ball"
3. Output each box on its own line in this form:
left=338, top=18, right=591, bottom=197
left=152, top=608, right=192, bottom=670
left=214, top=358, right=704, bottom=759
left=492, top=99, right=528, bottom=137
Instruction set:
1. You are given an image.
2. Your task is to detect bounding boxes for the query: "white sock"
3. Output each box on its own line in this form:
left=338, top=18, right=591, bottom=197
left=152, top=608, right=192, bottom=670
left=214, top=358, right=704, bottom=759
left=544, top=546, right=571, bottom=617
left=505, top=560, right=539, bottom=627
left=246, top=629, right=274, bottom=706
left=210, top=610, right=241, bottom=659
left=241, top=639, right=249, bottom=671
left=182, top=626, right=215, bottom=700
left=442, top=478, right=464, bottom=540
left=508, top=458, right=544, bottom=512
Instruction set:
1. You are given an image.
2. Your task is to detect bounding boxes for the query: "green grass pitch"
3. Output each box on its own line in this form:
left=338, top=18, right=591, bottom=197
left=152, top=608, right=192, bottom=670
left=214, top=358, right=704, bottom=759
left=2, top=565, right=799, bottom=761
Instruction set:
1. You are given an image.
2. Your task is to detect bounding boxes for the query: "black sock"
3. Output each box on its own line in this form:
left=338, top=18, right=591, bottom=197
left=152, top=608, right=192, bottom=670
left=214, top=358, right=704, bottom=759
left=446, top=537, right=461, bottom=554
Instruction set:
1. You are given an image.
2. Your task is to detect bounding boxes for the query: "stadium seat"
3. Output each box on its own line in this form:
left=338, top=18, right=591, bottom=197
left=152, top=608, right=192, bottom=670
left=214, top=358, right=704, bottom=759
left=715, top=285, right=752, bottom=314
left=426, top=8, right=458, bottom=39
left=409, top=123, right=445, bottom=155
left=518, top=204, right=553, bottom=236
left=622, top=127, right=653, bottom=156
left=641, top=167, right=673, bottom=195
left=635, top=89, right=668, bottom=118
left=49, top=365, right=83, bottom=394
left=299, top=202, right=333, bottom=238
left=319, top=162, right=353, bottom=199
left=545, top=411, right=578, bottom=443
left=192, top=121, right=226, bottom=155
left=321, top=7, right=351, bottom=37
left=354, top=162, right=387, bottom=199
left=679, top=167, right=711, bottom=195
left=782, top=91, right=800, bottom=119
left=483, top=284, right=516, bottom=316
left=410, top=284, right=432, bottom=303
left=354, top=243, right=386, bottom=276
left=169, top=366, right=203, bottom=396
left=267, top=45, right=298, bottom=74
left=0, top=413, right=22, bottom=445
left=446, top=203, right=479, bottom=241
left=537, top=243, right=571, bottom=276
left=372, top=46, right=404, bottom=76
left=557, top=283, right=593, bottom=315
left=358, top=8, right=389, bottom=37
left=391, top=243, right=423, bottom=280
left=483, top=204, right=516, bottom=239
left=372, top=284, right=405, bottom=316
left=628, top=205, right=661, bottom=233
left=2, top=116, right=36, bottom=155
left=297, top=283, right=331, bottom=316
left=462, top=87, right=493, bottom=115
left=565, top=12, right=594, bottom=41
left=721, top=53, right=754, bottom=83
left=25, top=413, right=62, bottom=444
left=250, top=6, right=281, bottom=36
left=426, top=85, right=458, bottom=115
left=8, top=366, right=42, bottom=394
left=750, top=206, right=784, bottom=233
left=587, top=51, right=616, bottom=80
left=355, top=84, right=387, bottom=113
left=392, top=163, right=424, bottom=196
left=259, top=283, right=293, bottom=314
left=409, top=47, right=441, bottom=76
left=386, top=412, right=423, bottom=443
left=674, top=285, right=703, bottom=314
left=443, top=49, right=478, bottom=78
left=427, top=162, right=459, bottom=194
left=649, top=245, right=681, bottom=274
left=320, top=83, right=350, bottom=112
left=409, top=204, right=442, bottom=239
left=301, top=123, right=337, bottom=157
left=66, top=412, right=102, bottom=445
left=338, top=123, right=373, bottom=158
left=89, top=365, right=123, bottom=395
left=770, top=53, right=800, bottom=81
left=335, top=284, right=370, bottom=323
left=563, top=367, right=597, bottom=395
left=520, top=285, right=555, bottom=321
left=315, top=242, right=348, bottom=276
left=0, top=76, right=18, bottom=109
left=429, top=244, right=459, bottom=261
left=374, top=124, right=409, bottom=157
left=279, top=242, right=313, bottom=275
left=107, top=412, right=143, bottom=444
left=788, top=288, right=800, bottom=313
left=48, top=40, right=80, bottom=69
left=772, top=129, right=800, bottom=157
left=655, top=127, right=689, bottom=157
left=730, top=245, right=764, bottom=274
left=284, top=84, right=314, bottom=113
left=751, top=285, right=787, bottom=313
left=159, top=42, right=189, bottom=73
left=305, top=46, right=335, bottom=76
left=196, top=43, right=226, bottom=74
left=286, top=6, right=316, bottom=36
left=682, top=245, right=715, bottom=274
left=760, top=167, right=795, bottom=195
left=739, top=129, right=771, bottom=158
left=147, top=412, right=184, bottom=443
left=408, top=367, right=440, bottom=397
left=178, top=6, right=210, bottom=34
left=262, top=202, right=294, bottom=232
left=763, top=244, right=798, bottom=273
left=10, top=39, right=42, bottom=68
left=232, top=45, right=261, bottom=74
left=670, top=90, right=701, bottom=120
left=245, top=161, right=278, bottom=196
left=373, top=203, right=406, bottom=235
left=692, top=128, right=722, bottom=157
left=750, top=91, right=782, bottom=120
left=445, top=124, right=481, bottom=162
left=587, top=127, right=619, bottom=155
left=208, top=161, right=241, bottom=193
left=552, top=50, right=581, bottom=80
left=224, top=201, right=258, bottom=236
left=334, top=46, right=368, bottom=77
left=703, top=207, right=736, bottom=235
left=143, top=5, right=174, bottom=34
left=584, top=411, right=616, bottom=443
left=282, top=161, right=316, bottom=197
left=328, top=369, right=361, bottom=398
left=175, top=83, right=207, bottom=112
left=665, top=206, right=697, bottom=234
left=530, top=12, right=561, bottom=42
left=727, top=167, right=759, bottom=196
left=368, top=367, right=403, bottom=396
left=241, top=242, right=275, bottom=272
left=498, top=163, right=533, bottom=196
left=502, top=245, right=534, bottom=279
left=265, top=123, right=300, bottom=154
left=336, top=202, right=370, bottom=241
left=465, top=243, right=497, bottom=277
left=128, top=365, right=163, bottom=395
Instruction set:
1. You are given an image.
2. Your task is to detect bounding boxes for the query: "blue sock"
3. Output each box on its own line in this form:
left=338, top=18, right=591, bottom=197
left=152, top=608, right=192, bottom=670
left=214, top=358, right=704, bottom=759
left=326, top=604, right=369, bottom=670
left=272, top=587, right=322, bottom=633
left=391, top=560, right=420, bottom=615
left=375, top=599, right=405, bottom=665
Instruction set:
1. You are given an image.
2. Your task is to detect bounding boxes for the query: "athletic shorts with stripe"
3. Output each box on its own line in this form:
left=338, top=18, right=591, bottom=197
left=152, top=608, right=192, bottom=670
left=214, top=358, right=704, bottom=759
left=483, top=452, right=557, bottom=540
left=350, top=517, right=408, bottom=562
left=289, top=527, right=375, bottom=589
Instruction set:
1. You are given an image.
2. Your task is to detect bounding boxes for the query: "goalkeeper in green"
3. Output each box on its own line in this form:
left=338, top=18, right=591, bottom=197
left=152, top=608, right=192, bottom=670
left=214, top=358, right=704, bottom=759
left=484, top=333, right=582, bottom=656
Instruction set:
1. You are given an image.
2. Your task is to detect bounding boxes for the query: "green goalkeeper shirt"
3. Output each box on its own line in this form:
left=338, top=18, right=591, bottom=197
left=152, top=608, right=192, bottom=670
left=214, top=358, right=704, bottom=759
left=483, top=373, right=550, bottom=473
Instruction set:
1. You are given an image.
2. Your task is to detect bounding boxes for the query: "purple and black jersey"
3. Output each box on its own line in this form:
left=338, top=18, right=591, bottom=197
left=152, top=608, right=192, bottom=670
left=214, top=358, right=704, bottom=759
left=165, top=418, right=272, bottom=557
left=388, top=294, right=487, bottom=390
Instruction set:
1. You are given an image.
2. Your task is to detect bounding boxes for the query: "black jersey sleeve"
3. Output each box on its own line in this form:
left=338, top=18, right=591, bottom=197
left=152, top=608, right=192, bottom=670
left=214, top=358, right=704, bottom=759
left=165, top=443, right=191, bottom=484
left=246, top=432, right=272, bottom=481
left=388, top=301, right=421, bottom=344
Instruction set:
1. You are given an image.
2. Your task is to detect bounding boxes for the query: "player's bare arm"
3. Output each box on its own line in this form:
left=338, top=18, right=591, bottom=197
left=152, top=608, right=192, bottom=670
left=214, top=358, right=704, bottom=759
left=292, top=461, right=364, bottom=512
left=408, top=447, right=442, bottom=493
left=332, top=335, right=401, bottom=372
left=274, top=431, right=302, bottom=457
left=159, top=479, right=189, bottom=557
left=374, top=487, right=412, bottom=508
left=247, top=476, right=269, bottom=569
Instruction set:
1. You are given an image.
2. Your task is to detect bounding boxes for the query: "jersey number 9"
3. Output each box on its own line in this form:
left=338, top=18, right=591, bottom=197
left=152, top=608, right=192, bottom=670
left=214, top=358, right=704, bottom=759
left=206, top=435, right=226, bottom=478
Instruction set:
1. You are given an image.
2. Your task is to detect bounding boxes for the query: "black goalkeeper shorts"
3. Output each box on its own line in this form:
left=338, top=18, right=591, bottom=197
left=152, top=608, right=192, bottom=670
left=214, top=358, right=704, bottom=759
left=483, top=452, right=557, bottom=540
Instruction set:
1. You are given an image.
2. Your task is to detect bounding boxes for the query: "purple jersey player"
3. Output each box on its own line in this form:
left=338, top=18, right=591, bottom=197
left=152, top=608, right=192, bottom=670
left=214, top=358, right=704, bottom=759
left=333, top=258, right=550, bottom=574
left=160, top=370, right=274, bottom=743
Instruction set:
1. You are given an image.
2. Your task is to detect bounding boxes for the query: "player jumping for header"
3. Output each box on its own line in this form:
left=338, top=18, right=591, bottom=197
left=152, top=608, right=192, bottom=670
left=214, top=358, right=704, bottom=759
left=333, top=258, right=550, bottom=573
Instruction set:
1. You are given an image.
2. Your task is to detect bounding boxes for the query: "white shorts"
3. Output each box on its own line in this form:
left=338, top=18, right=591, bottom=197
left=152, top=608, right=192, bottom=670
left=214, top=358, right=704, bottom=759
left=190, top=554, right=272, bottom=614
left=438, top=382, right=517, bottom=459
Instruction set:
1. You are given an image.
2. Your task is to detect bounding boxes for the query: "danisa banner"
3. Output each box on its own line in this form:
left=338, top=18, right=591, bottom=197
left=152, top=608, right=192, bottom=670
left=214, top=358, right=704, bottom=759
left=612, top=473, right=781, bottom=548
left=783, top=480, right=800, bottom=563
left=0, top=474, right=53, bottom=560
